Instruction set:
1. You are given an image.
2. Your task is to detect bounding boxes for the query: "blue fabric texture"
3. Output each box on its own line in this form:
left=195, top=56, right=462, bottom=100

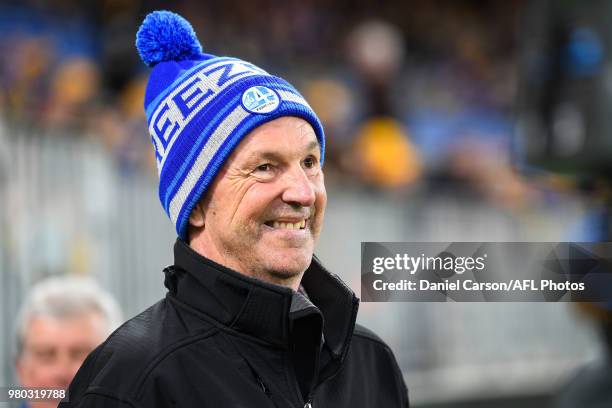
left=136, top=11, right=325, bottom=239
left=136, top=10, right=204, bottom=67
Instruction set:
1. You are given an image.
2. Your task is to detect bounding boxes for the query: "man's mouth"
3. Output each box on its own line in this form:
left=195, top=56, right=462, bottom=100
left=264, top=218, right=308, bottom=230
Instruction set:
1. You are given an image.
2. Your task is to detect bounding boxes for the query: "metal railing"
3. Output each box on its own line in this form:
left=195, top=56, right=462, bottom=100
left=0, top=123, right=601, bottom=405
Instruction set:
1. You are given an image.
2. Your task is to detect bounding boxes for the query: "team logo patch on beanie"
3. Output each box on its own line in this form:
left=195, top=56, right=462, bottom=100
left=241, top=86, right=280, bottom=114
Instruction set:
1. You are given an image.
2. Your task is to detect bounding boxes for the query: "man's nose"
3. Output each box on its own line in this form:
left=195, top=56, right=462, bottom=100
left=52, top=353, right=84, bottom=389
left=280, top=165, right=316, bottom=207
left=48, top=361, right=77, bottom=389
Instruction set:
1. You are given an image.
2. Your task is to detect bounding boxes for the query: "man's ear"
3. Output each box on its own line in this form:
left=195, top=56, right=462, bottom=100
left=188, top=202, right=206, bottom=228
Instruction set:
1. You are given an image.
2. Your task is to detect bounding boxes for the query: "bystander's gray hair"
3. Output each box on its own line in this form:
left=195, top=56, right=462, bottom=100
left=14, top=276, right=123, bottom=358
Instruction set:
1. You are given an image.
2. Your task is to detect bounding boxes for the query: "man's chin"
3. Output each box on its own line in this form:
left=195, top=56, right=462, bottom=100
left=260, top=251, right=313, bottom=281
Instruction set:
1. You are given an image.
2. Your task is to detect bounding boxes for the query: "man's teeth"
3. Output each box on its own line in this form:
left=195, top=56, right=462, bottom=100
left=271, top=220, right=306, bottom=230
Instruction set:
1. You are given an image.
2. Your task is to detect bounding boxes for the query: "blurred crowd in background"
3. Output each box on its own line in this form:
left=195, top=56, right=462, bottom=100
left=0, top=0, right=529, bottom=202
left=2, top=1, right=612, bottom=407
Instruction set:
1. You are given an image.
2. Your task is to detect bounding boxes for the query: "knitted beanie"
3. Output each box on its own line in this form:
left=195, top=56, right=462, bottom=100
left=135, top=10, right=325, bottom=239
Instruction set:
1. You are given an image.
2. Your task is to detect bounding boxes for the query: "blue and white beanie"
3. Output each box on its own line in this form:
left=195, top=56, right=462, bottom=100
left=136, top=10, right=325, bottom=239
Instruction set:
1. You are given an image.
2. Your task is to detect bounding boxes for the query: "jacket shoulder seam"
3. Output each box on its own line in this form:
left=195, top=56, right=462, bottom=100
left=352, top=328, right=391, bottom=349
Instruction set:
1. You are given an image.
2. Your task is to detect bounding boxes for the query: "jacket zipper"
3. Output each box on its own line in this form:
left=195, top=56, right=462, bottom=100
left=258, top=371, right=313, bottom=408
left=255, top=373, right=270, bottom=395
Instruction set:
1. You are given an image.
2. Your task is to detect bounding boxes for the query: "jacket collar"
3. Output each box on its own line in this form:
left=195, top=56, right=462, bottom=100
left=166, top=239, right=359, bottom=360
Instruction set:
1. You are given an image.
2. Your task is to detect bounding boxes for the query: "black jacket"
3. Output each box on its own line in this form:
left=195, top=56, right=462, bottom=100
left=60, top=240, right=409, bottom=407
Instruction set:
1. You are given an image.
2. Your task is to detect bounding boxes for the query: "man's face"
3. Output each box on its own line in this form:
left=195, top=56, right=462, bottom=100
left=16, top=312, right=106, bottom=408
left=190, top=116, right=326, bottom=288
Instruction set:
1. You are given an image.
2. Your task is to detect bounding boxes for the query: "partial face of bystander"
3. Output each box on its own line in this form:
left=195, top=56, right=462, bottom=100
left=16, top=312, right=107, bottom=408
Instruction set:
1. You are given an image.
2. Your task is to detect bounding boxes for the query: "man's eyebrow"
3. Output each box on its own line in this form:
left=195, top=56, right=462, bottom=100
left=305, top=140, right=320, bottom=153
left=244, top=151, right=281, bottom=163
left=242, top=141, right=321, bottom=164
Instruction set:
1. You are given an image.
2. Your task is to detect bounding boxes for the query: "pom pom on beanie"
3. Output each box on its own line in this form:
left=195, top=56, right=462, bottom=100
left=136, top=10, right=204, bottom=67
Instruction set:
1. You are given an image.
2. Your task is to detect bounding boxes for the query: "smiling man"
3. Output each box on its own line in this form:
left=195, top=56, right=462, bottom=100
left=187, top=117, right=326, bottom=290
left=61, top=11, right=409, bottom=408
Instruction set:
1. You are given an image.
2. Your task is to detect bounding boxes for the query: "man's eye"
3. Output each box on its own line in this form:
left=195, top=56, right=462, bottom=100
left=304, top=156, right=317, bottom=169
left=31, top=348, right=56, bottom=363
left=256, top=164, right=271, bottom=172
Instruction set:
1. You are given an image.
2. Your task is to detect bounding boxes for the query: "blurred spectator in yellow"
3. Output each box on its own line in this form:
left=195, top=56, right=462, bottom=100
left=14, top=276, right=122, bottom=408
left=43, top=57, right=100, bottom=130
left=3, top=36, right=54, bottom=122
left=345, top=20, right=423, bottom=189
left=352, top=117, right=421, bottom=189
